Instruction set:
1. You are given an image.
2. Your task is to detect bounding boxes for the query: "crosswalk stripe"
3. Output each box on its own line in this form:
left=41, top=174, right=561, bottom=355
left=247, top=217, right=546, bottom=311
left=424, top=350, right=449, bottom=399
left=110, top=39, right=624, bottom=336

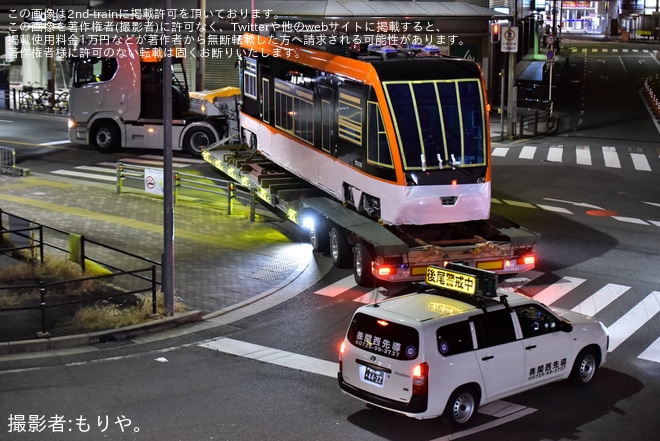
left=50, top=170, right=116, bottom=182
left=575, top=145, right=592, bottom=165
left=140, top=154, right=206, bottom=164
left=520, top=145, right=536, bottom=159
left=116, top=157, right=192, bottom=167
left=607, top=291, right=660, bottom=351
left=198, top=337, right=338, bottom=378
left=353, top=288, right=390, bottom=304
left=547, top=145, right=563, bottom=162
left=533, top=276, right=586, bottom=306
left=75, top=165, right=117, bottom=174
left=314, top=275, right=357, bottom=297
left=629, top=148, right=651, bottom=171
left=498, top=270, right=544, bottom=292
left=571, top=283, right=630, bottom=316
left=602, top=146, right=621, bottom=168
left=638, top=337, right=660, bottom=363
left=492, top=147, right=509, bottom=157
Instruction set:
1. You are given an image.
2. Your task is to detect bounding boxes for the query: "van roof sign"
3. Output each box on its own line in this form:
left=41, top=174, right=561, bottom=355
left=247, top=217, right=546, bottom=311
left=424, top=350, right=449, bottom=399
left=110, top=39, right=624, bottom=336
left=426, top=266, right=477, bottom=295
left=425, top=263, right=499, bottom=297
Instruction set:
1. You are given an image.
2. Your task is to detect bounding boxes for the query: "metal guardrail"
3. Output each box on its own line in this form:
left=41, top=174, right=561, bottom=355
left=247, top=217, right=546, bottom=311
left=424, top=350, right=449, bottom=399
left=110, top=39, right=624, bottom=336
left=115, top=162, right=262, bottom=221
left=0, top=208, right=162, bottom=338
left=1, top=145, right=30, bottom=176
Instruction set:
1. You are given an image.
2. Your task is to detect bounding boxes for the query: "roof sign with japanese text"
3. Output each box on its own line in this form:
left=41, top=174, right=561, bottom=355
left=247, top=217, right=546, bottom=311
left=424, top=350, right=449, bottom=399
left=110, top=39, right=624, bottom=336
left=426, top=265, right=477, bottom=295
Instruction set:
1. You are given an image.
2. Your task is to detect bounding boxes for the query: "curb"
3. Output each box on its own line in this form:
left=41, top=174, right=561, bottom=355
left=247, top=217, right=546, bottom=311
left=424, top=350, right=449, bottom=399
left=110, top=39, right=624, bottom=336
left=0, top=310, right=203, bottom=355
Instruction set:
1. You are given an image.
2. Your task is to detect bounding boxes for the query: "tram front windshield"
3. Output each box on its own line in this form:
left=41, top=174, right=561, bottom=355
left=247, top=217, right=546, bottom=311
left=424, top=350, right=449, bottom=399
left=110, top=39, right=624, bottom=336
left=384, top=79, right=486, bottom=171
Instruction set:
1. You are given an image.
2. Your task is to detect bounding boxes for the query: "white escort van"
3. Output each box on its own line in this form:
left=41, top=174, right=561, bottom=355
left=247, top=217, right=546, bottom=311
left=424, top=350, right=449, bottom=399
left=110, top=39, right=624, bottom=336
left=338, top=264, right=609, bottom=427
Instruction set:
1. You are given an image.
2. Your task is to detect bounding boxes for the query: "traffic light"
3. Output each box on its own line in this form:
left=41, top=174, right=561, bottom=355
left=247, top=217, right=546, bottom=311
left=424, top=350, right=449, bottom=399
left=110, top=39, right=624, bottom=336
left=491, top=23, right=501, bottom=44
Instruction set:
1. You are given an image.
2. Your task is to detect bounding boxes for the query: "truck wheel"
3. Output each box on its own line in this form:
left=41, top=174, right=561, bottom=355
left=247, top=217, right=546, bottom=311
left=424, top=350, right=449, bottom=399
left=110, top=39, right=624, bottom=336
left=329, top=227, right=352, bottom=269
left=353, top=243, right=375, bottom=286
left=91, top=121, right=120, bottom=153
left=309, top=222, right=329, bottom=252
left=569, top=347, right=599, bottom=387
left=443, top=386, right=479, bottom=428
left=183, top=127, right=215, bottom=157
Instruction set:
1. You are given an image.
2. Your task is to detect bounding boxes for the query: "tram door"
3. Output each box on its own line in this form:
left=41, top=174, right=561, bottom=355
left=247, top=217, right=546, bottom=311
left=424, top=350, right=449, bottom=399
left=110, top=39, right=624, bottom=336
left=316, top=85, right=337, bottom=156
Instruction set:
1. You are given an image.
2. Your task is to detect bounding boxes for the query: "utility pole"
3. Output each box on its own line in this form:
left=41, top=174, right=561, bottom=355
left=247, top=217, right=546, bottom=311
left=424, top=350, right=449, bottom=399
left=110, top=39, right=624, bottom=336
left=163, top=0, right=175, bottom=315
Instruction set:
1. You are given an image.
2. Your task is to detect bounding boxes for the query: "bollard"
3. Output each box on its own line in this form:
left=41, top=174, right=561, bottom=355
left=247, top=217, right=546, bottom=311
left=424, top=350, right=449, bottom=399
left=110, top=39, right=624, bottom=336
left=39, top=281, right=48, bottom=336
left=173, top=171, right=179, bottom=204
left=116, top=162, right=123, bottom=194
left=249, top=189, right=256, bottom=222
left=227, top=182, right=233, bottom=215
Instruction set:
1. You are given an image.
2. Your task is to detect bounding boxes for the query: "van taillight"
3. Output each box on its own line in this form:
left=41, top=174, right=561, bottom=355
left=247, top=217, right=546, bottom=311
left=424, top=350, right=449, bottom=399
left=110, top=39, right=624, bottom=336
left=412, top=362, right=428, bottom=396
left=339, top=341, right=345, bottom=372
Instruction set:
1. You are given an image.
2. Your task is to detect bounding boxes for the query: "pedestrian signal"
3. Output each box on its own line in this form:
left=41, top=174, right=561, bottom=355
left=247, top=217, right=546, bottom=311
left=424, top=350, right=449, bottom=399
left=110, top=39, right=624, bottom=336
left=491, top=23, right=501, bottom=44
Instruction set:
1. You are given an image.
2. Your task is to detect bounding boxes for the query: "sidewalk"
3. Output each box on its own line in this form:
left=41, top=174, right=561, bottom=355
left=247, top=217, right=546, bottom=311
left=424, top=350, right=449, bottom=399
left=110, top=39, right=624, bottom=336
left=0, top=173, right=316, bottom=352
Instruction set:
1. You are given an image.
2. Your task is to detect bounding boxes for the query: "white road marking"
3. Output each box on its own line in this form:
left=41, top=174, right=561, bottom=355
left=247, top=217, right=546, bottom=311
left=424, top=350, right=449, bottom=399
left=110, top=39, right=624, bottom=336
left=199, top=337, right=338, bottom=378
left=50, top=170, right=116, bottom=182
left=571, top=283, right=630, bottom=316
left=607, top=292, right=660, bottom=352
left=519, top=145, right=536, bottom=159
left=629, top=149, right=651, bottom=171
left=575, top=145, right=592, bottom=165
left=533, top=277, right=586, bottom=306
left=639, top=337, right=660, bottom=363
left=492, top=147, right=509, bottom=157
left=602, top=146, right=621, bottom=168
left=314, top=275, right=357, bottom=297
left=547, top=145, right=563, bottom=162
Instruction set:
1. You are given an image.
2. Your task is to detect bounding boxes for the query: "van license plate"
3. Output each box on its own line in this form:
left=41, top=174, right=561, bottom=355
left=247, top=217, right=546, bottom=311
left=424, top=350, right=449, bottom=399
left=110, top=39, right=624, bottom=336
left=363, top=366, right=385, bottom=386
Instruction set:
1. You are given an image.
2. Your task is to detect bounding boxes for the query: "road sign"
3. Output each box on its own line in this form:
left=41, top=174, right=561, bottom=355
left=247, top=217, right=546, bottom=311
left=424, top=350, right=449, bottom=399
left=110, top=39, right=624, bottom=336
left=501, top=26, right=519, bottom=52
left=546, top=34, right=555, bottom=45
left=547, top=50, right=554, bottom=60
left=144, top=167, right=164, bottom=196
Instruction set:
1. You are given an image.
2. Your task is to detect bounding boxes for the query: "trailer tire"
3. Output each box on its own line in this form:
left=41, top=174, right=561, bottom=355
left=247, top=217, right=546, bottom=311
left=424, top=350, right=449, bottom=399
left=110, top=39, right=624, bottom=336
left=353, top=243, right=375, bottom=286
left=329, top=227, right=352, bottom=269
left=309, top=222, right=329, bottom=252
left=91, top=121, right=120, bottom=153
left=183, top=126, right=215, bottom=157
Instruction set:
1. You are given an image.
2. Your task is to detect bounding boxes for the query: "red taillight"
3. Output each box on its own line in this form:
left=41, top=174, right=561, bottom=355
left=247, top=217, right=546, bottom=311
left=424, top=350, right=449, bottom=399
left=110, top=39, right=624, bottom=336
left=412, top=362, right=429, bottom=396
left=518, top=255, right=535, bottom=265
left=377, top=266, right=393, bottom=276
left=339, top=341, right=345, bottom=371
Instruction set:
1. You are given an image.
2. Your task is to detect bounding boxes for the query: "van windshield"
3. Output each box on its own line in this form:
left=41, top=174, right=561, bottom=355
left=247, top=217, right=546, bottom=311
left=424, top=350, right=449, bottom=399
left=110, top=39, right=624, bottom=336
left=347, top=313, right=419, bottom=360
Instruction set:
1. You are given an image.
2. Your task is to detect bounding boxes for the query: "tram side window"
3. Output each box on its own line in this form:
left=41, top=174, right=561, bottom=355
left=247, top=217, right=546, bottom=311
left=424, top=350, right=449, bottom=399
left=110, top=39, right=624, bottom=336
left=338, top=91, right=362, bottom=146
left=243, top=58, right=257, bottom=100
left=367, top=102, right=393, bottom=168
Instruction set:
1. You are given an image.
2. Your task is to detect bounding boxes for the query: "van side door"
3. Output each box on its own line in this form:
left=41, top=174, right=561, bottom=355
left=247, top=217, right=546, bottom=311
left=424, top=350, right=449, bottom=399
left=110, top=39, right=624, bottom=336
left=513, top=304, right=573, bottom=386
left=472, top=309, right=524, bottom=400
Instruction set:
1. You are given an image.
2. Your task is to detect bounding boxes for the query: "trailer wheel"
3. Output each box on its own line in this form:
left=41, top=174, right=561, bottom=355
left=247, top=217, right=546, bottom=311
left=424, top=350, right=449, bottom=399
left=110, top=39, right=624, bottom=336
left=91, top=121, right=120, bottom=153
left=309, top=222, right=329, bottom=252
left=329, top=227, right=352, bottom=269
left=353, top=243, right=375, bottom=286
left=183, top=127, right=215, bottom=157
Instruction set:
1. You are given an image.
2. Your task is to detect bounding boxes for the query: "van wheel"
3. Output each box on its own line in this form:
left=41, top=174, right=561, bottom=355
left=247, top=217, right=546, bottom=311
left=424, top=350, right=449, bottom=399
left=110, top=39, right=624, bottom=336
left=353, top=242, right=375, bottom=286
left=569, top=347, right=599, bottom=387
left=329, top=227, right=351, bottom=269
left=443, top=386, right=479, bottom=428
left=91, top=121, right=120, bottom=153
left=183, top=127, right=215, bottom=157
